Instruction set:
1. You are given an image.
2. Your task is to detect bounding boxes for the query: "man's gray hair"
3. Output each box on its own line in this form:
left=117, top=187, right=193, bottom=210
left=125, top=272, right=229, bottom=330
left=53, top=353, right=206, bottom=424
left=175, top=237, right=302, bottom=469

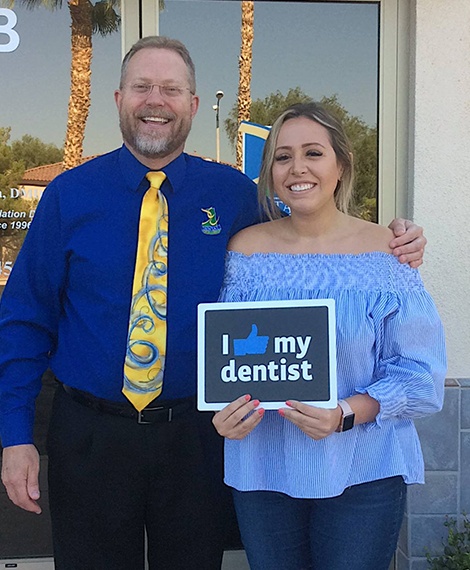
left=120, top=36, right=196, bottom=93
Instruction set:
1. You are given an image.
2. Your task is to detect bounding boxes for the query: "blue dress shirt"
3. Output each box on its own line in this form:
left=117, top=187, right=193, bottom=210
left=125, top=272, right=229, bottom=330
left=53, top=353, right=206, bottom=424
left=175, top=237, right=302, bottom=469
left=0, top=145, right=259, bottom=447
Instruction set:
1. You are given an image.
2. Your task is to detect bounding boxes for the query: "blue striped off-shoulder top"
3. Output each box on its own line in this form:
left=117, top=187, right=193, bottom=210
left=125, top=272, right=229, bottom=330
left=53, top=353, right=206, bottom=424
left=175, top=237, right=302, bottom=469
left=218, top=251, right=447, bottom=498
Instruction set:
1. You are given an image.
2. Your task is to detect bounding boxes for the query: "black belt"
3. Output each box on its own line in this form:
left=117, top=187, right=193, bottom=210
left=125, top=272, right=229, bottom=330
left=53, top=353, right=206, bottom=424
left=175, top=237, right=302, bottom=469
left=62, top=385, right=195, bottom=424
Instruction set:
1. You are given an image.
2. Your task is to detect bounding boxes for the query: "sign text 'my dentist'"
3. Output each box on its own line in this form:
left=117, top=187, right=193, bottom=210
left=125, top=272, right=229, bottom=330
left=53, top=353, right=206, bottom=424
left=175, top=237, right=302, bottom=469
left=221, top=324, right=314, bottom=383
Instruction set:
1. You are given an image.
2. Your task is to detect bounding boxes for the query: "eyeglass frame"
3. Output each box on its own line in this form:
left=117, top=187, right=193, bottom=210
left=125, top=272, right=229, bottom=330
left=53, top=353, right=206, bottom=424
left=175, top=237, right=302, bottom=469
left=124, top=82, right=195, bottom=98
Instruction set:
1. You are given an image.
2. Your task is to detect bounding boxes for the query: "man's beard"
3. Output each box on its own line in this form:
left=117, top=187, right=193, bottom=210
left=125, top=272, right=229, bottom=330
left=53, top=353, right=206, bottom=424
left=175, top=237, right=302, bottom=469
left=119, top=109, right=192, bottom=159
left=132, top=134, right=172, bottom=158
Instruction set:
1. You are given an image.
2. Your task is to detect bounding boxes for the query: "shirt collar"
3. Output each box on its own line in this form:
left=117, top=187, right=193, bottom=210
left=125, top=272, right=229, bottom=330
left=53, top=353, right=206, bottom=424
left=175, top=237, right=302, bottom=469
left=117, top=144, right=188, bottom=193
left=162, top=152, right=187, bottom=193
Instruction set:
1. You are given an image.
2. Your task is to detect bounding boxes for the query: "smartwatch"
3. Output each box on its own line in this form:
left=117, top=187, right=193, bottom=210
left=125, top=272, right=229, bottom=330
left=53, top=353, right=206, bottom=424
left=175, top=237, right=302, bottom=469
left=336, top=399, right=355, bottom=432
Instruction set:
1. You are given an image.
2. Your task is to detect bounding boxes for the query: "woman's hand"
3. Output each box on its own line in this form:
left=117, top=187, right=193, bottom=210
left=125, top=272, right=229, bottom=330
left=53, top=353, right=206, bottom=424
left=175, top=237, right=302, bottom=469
left=212, top=395, right=264, bottom=440
left=279, top=401, right=342, bottom=440
left=280, top=395, right=380, bottom=440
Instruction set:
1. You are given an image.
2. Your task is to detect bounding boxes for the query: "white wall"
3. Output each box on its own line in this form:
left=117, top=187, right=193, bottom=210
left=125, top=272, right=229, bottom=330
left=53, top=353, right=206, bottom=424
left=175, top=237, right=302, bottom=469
left=410, top=0, right=470, bottom=377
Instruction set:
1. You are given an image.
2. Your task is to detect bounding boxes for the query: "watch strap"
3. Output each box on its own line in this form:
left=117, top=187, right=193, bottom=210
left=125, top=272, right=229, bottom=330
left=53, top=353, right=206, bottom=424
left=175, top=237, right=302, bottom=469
left=337, top=399, right=355, bottom=432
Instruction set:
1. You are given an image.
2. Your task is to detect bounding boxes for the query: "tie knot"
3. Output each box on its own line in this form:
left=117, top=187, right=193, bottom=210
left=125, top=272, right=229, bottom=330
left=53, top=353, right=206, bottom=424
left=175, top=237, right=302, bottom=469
left=146, top=171, right=166, bottom=189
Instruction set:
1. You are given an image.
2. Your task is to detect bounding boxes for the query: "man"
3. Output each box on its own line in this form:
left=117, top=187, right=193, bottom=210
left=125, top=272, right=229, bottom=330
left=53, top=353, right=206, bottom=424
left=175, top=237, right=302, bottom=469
left=0, top=36, right=426, bottom=569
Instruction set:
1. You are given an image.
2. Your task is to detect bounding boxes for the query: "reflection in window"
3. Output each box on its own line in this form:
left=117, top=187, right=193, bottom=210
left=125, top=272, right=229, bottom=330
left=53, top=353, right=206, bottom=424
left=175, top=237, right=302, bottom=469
left=161, top=0, right=379, bottom=220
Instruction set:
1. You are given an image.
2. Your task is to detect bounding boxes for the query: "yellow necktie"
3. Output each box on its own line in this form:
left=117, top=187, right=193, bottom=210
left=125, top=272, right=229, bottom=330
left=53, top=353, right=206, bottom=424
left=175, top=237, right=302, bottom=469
left=123, top=171, right=168, bottom=410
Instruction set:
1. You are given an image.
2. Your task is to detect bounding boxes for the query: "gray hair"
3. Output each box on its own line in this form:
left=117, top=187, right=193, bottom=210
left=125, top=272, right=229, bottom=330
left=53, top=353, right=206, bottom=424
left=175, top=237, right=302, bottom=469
left=120, top=36, right=196, bottom=93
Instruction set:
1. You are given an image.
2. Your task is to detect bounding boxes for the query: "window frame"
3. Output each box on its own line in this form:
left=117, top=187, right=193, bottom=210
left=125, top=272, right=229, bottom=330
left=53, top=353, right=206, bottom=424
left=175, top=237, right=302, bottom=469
left=121, top=0, right=409, bottom=223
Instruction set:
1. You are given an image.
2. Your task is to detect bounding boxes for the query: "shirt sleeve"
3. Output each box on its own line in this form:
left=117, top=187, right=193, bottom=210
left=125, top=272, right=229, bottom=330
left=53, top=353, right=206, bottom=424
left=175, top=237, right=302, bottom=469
left=0, top=180, right=66, bottom=447
left=358, top=288, right=447, bottom=425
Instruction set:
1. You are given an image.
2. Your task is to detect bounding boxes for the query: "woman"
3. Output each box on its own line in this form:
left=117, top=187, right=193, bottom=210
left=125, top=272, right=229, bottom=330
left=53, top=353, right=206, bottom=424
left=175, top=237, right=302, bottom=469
left=212, top=103, right=446, bottom=570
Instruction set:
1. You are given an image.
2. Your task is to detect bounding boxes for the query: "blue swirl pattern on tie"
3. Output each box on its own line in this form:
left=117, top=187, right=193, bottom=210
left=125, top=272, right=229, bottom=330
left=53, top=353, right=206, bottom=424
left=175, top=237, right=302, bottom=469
left=124, top=205, right=168, bottom=394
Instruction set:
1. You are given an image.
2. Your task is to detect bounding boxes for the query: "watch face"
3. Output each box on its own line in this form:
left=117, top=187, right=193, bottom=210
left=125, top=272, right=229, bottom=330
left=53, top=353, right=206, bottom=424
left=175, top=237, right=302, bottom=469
left=342, top=413, right=355, bottom=431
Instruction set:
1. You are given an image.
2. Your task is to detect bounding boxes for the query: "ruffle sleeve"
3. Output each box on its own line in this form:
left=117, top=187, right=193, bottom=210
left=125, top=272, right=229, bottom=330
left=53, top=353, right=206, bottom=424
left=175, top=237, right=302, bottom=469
left=358, top=287, right=446, bottom=425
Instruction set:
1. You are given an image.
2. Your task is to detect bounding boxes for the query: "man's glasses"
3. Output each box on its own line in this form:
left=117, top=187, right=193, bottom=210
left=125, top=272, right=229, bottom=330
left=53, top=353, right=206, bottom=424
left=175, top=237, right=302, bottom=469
left=126, top=83, right=193, bottom=98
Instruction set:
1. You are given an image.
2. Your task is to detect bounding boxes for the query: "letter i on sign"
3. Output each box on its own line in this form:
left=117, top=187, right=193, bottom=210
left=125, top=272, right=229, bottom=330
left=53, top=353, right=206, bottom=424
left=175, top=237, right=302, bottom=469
left=222, top=334, right=230, bottom=355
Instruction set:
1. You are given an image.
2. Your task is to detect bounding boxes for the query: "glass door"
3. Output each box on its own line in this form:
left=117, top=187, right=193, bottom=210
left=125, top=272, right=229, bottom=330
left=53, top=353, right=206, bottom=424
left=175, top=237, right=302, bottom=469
left=0, top=2, right=123, bottom=560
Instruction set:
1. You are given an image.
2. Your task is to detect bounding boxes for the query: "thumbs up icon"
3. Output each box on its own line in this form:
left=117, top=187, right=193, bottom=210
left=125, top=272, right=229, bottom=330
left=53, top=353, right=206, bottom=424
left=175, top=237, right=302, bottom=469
left=233, top=324, right=269, bottom=356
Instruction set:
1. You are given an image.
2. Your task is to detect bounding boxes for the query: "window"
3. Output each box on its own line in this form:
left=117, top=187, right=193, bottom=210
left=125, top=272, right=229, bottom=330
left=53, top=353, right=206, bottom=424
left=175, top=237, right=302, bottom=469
left=155, top=0, right=407, bottom=224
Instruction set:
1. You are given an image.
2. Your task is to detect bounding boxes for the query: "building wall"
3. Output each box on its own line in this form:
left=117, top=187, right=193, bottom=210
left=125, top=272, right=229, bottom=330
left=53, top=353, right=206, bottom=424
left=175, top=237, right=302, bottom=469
left=397, top=381, right=470, bottom=570
left=410, top=0, right=470, bottom=378
left=398, top=2, right=470, bottom=568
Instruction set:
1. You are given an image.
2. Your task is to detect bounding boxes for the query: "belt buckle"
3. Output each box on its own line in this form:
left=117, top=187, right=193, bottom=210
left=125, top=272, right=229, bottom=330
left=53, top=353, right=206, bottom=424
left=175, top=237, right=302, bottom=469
left=137, top=405, right=173, bottom=424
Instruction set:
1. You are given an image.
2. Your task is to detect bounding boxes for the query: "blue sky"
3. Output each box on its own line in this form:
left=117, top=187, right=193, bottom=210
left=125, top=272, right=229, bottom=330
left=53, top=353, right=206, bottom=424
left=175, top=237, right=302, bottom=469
left=1, top=0, right=378, bottom=163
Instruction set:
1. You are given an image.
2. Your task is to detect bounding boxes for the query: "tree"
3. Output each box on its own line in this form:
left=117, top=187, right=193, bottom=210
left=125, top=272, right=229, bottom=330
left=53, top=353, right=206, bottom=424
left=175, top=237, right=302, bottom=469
left=225, top=87, right=312, bottom=147
left=0, top=128, right=25, bottom=197
left=5, top=0, right=121, bottom=170
left=0, top=127, right=61, bottom=281
left=224, top=89, right=378, bottom=221
left=236, top=0, right=254, bottom=170
left=0, top=127, right=31, bottom=280
left=11, top=134, right=63, bottom=169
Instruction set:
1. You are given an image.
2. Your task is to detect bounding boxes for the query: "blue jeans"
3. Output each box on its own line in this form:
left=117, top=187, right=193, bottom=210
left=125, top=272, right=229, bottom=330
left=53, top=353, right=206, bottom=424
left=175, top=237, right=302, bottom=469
left=232, top=476, right=407, bottom=570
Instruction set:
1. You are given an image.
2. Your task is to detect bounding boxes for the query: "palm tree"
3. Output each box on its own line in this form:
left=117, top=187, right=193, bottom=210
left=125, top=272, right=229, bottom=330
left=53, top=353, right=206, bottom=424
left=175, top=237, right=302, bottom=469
left=7, top=0, right=120, bottom=170
left=63, top=0, right=120, bottom=169
left=236, top=0, right=254, bottom=170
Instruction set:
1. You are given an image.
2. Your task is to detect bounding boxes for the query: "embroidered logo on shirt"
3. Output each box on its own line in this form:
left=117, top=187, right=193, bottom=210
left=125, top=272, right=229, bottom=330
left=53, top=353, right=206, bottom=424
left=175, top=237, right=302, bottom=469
left=201, top=207, right=222, bottom=235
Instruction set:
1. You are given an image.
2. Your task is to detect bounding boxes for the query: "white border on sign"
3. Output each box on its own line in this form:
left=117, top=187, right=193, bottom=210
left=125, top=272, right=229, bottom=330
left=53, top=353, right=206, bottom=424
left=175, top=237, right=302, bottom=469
left=197, top=299, right=337, bottom=411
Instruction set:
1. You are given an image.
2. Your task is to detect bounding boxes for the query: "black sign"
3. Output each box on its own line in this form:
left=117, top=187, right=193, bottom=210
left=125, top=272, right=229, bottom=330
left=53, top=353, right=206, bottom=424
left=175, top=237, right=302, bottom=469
left=197, top=300, right=337, bottom=410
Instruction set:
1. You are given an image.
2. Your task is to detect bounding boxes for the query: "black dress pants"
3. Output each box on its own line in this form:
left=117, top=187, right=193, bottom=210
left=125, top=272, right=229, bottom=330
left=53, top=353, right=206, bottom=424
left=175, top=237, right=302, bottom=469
left=47, top=385, right=232, bottom=569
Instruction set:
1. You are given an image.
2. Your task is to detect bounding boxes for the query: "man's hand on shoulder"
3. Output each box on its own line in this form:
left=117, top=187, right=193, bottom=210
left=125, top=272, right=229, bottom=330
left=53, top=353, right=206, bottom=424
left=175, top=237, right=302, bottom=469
left=1, top=444, right=41, bottom=514
left=388, top=218, right=427, bottom=268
